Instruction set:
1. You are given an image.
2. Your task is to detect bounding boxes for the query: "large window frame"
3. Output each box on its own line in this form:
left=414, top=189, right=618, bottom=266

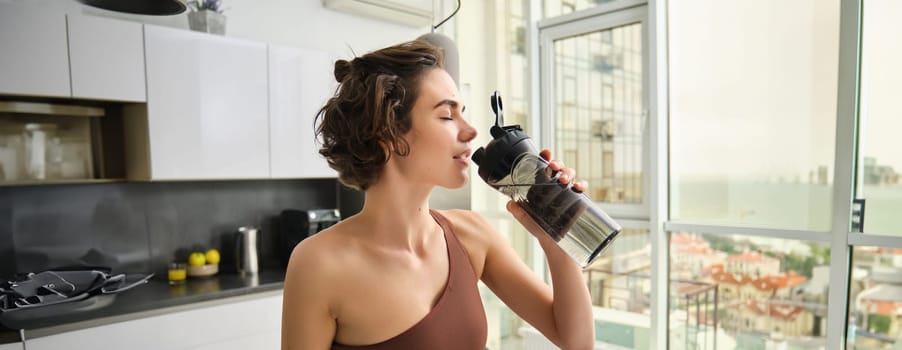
left=538, top=0, right=650, bottom=221
left=533, top=1, right=669, bottom=348
left=526, top=0, right=902, bottom=349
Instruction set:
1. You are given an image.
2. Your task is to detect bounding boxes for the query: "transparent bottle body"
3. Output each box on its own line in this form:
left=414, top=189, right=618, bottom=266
left=491, top=153, right=621, bottom=268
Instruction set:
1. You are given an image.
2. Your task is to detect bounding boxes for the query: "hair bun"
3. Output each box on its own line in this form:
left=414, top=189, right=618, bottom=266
left=334, top=59, right=352, bottom=82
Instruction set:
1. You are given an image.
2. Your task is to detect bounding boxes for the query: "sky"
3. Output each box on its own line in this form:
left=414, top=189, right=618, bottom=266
left=668, top=0, right=902, bottom=180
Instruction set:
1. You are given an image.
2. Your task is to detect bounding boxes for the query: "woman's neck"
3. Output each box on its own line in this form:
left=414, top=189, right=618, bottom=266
left=354, top=179, right=439, bottom=251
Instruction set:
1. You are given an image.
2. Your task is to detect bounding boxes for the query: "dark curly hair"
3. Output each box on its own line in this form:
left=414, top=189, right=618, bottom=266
left=315, top=40, right=444, bottom=191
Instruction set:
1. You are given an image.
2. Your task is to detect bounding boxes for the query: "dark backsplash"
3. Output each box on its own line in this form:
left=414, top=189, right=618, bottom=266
left=0, top=179, right=339, bottom=279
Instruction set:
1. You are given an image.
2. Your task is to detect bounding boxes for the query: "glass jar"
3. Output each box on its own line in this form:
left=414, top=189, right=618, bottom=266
left=23, top=123, right=57, bottom=180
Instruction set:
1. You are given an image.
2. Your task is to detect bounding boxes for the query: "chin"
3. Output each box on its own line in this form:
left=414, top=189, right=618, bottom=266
left=441, top=175, right=470, bottom=189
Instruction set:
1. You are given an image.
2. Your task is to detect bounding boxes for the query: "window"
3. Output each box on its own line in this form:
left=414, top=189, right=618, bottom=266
left=856, top=0, right=902, bottom=236
left=849, top=246, right=902, bottom=348
left=669, top=232, right=830, bottom=349
left=550, top=20, right=646, bottom=210
left=668, top=1, right=841, bottom=349
left=585, top=227, right=652, bottom=349
left=669, top=0, right=841, bottom=232
left=466, top=0, right=902, bottom=349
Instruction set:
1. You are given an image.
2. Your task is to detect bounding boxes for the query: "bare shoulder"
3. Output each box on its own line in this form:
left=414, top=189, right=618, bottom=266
left=286, top=224, right=344, bottom=274
left=433, top=209, right=512, bottom=278
left=282, top=223, right=362, bottom=347
left=434, top=209, right=498, bottom=242
left=283, top=222, right=358, bottom=307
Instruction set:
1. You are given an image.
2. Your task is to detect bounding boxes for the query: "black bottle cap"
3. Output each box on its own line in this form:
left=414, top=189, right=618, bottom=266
left=471, top=91, right=539, bottom=183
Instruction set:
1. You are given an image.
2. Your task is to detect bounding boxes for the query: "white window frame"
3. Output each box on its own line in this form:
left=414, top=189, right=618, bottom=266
left=529, top=1, right=902, bottom=349
left=537, top=0, right=650, bottom=221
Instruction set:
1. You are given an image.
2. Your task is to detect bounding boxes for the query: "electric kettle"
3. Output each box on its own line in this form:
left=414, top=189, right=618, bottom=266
left=235, top=226, right=259, bottom=276
left=471, top=91, right=623, bottom=268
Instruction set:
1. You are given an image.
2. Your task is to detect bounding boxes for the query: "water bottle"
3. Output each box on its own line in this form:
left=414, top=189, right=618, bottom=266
left=471, top=91, right=622, bottom=268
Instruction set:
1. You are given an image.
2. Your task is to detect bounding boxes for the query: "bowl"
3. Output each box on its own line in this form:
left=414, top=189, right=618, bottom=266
left=187, top=263, right=218, bottom=278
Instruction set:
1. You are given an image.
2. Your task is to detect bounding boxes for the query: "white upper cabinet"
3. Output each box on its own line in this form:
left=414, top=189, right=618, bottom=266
left=143, top=25, right=270, bottom=180
left=67, top=15, right=146, bottom=102
left=0, top=4, right=70, bottom=97
left=268, top=45, right=337, bottom=179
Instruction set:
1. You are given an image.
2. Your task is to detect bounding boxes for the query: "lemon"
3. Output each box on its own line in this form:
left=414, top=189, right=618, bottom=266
left=188, top=252, right=206, bottom=267
left=205, top=249, right=221, bottom=265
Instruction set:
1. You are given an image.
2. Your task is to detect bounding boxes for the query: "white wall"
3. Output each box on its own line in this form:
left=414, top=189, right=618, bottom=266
left=1, top=0, right=429, bottom=57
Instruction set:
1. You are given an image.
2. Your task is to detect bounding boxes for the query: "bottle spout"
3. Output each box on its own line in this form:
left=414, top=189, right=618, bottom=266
left=472, top=147, right=486, bottom=167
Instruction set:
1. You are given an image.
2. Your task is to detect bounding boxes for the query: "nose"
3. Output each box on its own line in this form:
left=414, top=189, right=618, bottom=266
left=459, top=118, right=477, bottom=143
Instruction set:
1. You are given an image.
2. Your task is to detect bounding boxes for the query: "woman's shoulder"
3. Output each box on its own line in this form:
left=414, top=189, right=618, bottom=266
left=434, top=208, right=482, bottom=223
left=284, top=221, right=362, bottom=286
left=433, top=209, right=500, bottom=249
left=434, top=209, right=489, bottom=233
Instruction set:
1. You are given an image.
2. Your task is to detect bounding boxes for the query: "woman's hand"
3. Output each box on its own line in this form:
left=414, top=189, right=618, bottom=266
left=498, top=149, right=596, bottom=349
left=506, top=149, right=587, bottom=241
left=540, top=149, right=587, bottom=192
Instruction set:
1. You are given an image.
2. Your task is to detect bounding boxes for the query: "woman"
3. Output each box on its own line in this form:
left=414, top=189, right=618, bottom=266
left=281, top=40, right=594, bottom=350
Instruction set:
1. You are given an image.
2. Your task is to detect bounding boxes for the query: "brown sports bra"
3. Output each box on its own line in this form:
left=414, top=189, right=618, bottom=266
left=331, top=210, right=487, bottom=350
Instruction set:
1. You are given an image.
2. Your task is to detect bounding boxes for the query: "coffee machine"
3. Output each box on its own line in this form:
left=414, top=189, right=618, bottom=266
left=277, top=209, right=341, bottom=267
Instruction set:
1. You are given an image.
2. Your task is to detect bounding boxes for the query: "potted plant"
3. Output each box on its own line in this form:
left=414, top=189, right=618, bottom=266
left=187, top=0, right=226, bottom=35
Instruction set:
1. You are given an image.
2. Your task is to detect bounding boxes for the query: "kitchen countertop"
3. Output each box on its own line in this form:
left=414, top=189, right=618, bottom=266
left=0, top=269, right=285, bottom=344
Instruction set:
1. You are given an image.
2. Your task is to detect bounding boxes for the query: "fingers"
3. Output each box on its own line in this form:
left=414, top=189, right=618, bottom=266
left=572, top=179, right=587, bottom=193
left=558, top=167, right=575, bottom=184
left=540, top=149, right=552, bottom=162
left=540, top=149, right=587, bottom=192
left=541, top=149, right=562, bottom=170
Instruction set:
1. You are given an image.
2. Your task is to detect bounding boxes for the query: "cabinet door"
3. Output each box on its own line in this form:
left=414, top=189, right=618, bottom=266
left=68, top=15, right=146, bottom=102
left=0, top=342, right=21, bottom=350
left=25, top=293, right=282, bottom=350
left=268, top=45, right=337, bottom=179
left=0, top=4, right=70, bottom=97
left=144, top=25, right=270, bottom=180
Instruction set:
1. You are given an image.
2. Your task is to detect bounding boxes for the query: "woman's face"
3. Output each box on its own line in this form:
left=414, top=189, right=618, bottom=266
left=394, top=68, right=477, bottom=189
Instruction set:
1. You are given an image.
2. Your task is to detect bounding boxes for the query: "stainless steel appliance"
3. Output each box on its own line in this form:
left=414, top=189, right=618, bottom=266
left=277, top=209, right=340, bottom=267
left=235, top=227, right=259, bottom=276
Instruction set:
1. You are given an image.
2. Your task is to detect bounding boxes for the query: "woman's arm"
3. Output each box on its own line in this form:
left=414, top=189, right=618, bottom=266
left=508, top=199, right=595, bottom=349
left=281, top=242, right=337, bottom=350
left=478, top=151, right=595, bottom=350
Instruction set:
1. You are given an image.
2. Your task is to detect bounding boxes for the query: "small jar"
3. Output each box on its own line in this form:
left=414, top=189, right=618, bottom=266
left=23, top=123, right=57, bottom=180
left=167, top=263, right=187, bottom=285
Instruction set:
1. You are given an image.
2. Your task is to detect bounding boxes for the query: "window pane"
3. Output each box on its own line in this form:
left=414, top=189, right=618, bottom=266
left=523, top=227, right=652, bottom=348
left=586, top=227, right=652, bottom=349
left=668, top=1, right=840, bottom=231
left=553, top=22, right=645, bottom=205
left=476, top=1, right=546, bottom=349
left=857, top=0, right=902, bottom=236
left=848, top=246, right=902, bottom=349
left=669, top=232, right=831, bottom=349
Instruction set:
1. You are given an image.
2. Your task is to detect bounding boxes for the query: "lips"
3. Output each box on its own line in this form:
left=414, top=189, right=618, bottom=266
left=453, top=149, right=471, bottom=161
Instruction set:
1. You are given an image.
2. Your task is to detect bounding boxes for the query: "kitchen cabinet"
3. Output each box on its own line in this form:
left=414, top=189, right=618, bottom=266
left=23, top=293, right=282, bottom=350
left=67, top=15, right=146, bottom=102
left=133, top=25, right=270, bottom=180
left=0, top=4, right=70, bottom=98
left=0, top=342, right=21, bottom=350
left=268, top=45, right=337, bottom=179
